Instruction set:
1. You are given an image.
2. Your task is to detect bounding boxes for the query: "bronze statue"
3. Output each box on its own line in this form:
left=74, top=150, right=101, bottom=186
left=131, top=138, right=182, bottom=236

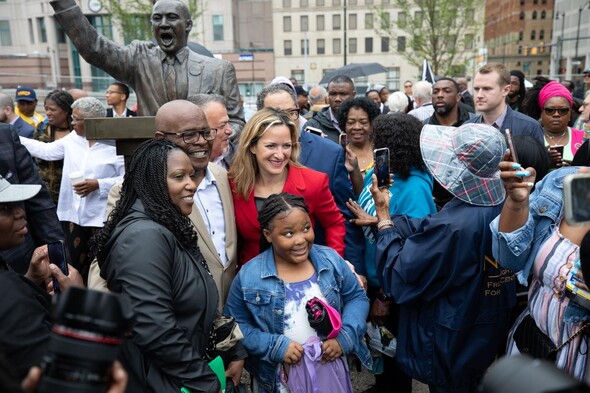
left=50, top=0, right=245, bottom=130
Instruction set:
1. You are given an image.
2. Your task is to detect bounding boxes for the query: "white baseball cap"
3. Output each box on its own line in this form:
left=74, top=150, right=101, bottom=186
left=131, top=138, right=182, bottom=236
left=0, top=176, right=41, bottom=203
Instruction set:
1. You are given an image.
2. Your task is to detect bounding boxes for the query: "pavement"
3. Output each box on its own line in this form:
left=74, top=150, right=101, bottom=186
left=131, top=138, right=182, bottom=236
left=350, top=367, right=429, bottom=393
left=240, top=365, right=429, bottom=392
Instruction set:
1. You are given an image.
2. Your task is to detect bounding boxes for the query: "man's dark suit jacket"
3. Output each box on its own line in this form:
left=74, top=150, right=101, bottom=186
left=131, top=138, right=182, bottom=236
left=106, top=108, right=137, bottom=118
left=461, top=90, right=475, bottom=112
left=0, top=124, right=63, bottom=273
left=464, top=105, right=544, bottom=145
left=298, top=131, right=365, bottom=273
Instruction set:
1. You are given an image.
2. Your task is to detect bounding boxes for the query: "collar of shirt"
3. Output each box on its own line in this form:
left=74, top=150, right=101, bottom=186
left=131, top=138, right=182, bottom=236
left=212, top=155, right=228, bottom=170
left=329, top=108, right=341, bottom=132
left=480, top=105, right=508, bottom=130
left=196, top=166, right=217, bottom=192
left=112, top=108, right=127, bottom=118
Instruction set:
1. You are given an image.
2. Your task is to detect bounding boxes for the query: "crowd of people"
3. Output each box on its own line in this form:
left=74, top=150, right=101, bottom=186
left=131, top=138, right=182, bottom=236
left=4, top=0, right=590, bottom=393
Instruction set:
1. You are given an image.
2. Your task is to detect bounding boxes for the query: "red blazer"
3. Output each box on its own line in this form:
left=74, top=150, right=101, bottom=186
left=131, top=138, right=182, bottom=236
left=230, top=165, right=345, bottom=266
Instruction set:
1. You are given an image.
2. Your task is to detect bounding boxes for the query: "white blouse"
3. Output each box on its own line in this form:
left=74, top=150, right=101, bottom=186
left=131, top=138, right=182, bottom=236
left=20, top=132, right=124, bottom=227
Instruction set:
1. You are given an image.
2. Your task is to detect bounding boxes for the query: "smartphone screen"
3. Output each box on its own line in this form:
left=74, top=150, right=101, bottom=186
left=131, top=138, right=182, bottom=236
left=564, top=173, right=590, bottom=226
left=374, top=148, right=390, bottom=188
left=339, top=133, right=347, bottom=149
left=505, top=129, right=519, bottom=164
left=47, top=241, right=69, bottom=294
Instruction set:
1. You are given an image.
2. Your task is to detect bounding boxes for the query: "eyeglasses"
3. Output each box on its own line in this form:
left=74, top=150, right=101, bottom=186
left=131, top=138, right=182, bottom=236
left=284, top=108, right=300, bottom=120
left=71, top=116, right=84, bottom=123
left=105, top=90, right=124, bottom=95
left=543, top=107, right=570, bottom=116
left=159, top=128, right=218, bottom=144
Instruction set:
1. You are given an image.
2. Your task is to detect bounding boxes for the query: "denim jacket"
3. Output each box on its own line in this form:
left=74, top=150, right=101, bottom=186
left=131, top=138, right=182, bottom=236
left=491, top=166, right=579, bottom=285
left=224, top=245, right=371, bottom=392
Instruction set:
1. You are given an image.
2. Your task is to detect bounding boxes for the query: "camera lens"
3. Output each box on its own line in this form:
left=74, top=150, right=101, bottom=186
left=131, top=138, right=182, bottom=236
left=38, top=287, right=133, bottom=393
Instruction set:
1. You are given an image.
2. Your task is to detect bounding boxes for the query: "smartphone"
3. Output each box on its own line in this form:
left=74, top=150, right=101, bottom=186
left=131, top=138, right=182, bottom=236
left=305, top=126, right=325, bottom=138
left=373, top=147, right=390, bottom=188
left=339, top=133, right=347, bottom=148
left=505, top=129, right=519, bottom=163
left=564, top=173, right=590, bottom=226
left=47, top=240, right=69, bottom=294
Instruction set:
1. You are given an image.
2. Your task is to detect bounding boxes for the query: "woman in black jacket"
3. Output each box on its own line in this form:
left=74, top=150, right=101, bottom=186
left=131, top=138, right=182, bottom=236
left=91, top=139, right=220, bottom=393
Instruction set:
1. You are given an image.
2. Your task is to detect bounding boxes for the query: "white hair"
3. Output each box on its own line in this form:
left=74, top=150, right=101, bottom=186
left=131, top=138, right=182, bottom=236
left=412, top=81, right=433, bottom=101
left=387, top=91, right=409, bottom=113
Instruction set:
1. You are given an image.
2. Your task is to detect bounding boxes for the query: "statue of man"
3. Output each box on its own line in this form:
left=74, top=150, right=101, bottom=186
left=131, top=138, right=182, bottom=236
left=50, top=0, right=245, bottom=130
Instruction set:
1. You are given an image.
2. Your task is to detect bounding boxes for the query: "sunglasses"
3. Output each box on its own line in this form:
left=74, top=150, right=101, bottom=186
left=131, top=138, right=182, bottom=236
left=543, top=107, right=570, bottom=116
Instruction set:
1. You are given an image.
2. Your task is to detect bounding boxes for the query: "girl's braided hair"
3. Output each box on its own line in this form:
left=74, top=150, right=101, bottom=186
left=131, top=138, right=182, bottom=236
left=258, top=192, right=310, bottom=253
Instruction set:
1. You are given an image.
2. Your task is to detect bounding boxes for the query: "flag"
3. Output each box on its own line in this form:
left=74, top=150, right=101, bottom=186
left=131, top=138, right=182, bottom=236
left=422, top=59, right=435, bottom=84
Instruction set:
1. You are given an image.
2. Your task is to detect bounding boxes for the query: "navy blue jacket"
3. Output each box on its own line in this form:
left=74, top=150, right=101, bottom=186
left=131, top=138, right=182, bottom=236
left=0, top=124, right=63, bottom=273
left=376, top=198, right=515, bottom=389
left=299, top=130, right=365, bottom=274
left=13, top=117, right=35, bottom=138
left=465, top=105, right=544, bottom=145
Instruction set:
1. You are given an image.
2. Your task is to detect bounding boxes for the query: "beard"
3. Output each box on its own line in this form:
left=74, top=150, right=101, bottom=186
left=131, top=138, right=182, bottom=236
left=435, top=104, right=453, bottom=115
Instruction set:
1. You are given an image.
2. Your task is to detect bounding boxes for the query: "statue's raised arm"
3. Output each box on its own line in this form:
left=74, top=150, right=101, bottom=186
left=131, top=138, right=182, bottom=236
left=50, top=0, right=245, bottom=130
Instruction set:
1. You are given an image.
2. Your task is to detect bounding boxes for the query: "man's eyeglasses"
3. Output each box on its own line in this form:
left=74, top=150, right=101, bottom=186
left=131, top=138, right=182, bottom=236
left=105, top=90, right=124, bottom=95
left=284, top=108, right=300, bottom=120
left=543, top=107, right=570, bottom=116
left=159, top=128, right=218, bottom=144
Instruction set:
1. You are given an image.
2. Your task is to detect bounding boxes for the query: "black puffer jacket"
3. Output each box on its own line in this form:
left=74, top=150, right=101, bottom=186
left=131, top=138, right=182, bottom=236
left=100, top=199, right=220, bottom=393
left=304, top=106, right=341, bottom=143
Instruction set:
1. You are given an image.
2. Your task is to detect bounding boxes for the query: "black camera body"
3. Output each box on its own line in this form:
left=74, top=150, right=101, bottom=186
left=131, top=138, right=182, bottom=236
left=38, top=287, right=133, bottom=393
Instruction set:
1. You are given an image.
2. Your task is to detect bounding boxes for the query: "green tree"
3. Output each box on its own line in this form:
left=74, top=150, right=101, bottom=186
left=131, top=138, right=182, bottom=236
left=103, top=0, right=204, bottom=44
left=373, top=0, right=483, bottom=76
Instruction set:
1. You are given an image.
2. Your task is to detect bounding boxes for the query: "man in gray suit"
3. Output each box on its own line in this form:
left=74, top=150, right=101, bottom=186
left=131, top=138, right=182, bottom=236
left=90, top=100, right=237, bottom=310
left=50, top=0, right=244, bottom=130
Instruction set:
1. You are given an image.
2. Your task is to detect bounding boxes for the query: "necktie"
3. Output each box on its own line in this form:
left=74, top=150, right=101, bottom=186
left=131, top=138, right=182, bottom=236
left=164, top=56, right=176, bottom=101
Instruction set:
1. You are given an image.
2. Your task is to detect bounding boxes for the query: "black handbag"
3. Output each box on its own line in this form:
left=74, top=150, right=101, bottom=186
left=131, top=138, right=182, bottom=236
left=513, top=314, right=557, bottom=361
left=514, top=314, right=590, bottom=361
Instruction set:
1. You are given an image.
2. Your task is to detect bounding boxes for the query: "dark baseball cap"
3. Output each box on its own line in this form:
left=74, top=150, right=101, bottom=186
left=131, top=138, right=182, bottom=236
left=15, top=86, right=37, bottom=102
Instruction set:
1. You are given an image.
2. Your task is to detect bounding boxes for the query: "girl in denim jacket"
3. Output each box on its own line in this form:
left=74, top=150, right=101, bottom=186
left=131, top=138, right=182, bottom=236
left=224, top=193, right=370, bottom=393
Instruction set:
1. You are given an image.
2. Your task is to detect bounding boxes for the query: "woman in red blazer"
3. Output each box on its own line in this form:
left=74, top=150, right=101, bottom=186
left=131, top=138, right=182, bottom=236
left=229, top=107, right=345, bottom=266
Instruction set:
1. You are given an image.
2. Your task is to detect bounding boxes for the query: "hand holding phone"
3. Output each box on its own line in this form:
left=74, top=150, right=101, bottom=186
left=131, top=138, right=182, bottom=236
left=339, top=133, right=347, bottom=148
left=505, top=129, right=518, bottom=164
left=47, top=240, right=70, bottom=294
left=373, top=148, right=390, bottom=188
left=564, top=173, right=590, bottom=226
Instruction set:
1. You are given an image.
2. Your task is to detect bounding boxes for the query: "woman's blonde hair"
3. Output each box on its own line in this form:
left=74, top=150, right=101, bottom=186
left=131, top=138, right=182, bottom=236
left=229, top=107, right=300, bottom=199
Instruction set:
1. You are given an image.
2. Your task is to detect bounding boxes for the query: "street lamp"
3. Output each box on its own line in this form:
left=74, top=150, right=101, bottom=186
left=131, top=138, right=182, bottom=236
left=574, top=1, right=590, bottom=64
left=343, top=0, right=347, bottom=65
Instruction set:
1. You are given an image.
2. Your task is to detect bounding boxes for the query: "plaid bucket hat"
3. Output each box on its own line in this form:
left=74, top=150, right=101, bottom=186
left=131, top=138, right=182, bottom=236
left=420, top=123, right=506, bottom=207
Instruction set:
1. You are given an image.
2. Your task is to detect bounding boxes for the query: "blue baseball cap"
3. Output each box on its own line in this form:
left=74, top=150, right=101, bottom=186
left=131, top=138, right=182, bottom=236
left=15, top=86, right=37, bottom=102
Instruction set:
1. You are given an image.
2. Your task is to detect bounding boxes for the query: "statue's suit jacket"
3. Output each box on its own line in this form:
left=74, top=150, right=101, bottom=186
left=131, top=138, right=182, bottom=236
left=51, top=0, right=245, bottom=129
left=89, top=164, right=237, bottom=312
